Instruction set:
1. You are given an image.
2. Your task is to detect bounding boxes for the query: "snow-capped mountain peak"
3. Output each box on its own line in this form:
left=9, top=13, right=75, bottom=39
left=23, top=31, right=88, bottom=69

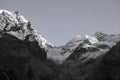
left=48, top=32, right=120, bottom=62
left=94, top=31, right=120, bottom=43
left=76, top=35, right=80, bottom=38
left=0, top=10, right=54, bottom=49
left=85, top=35, right=98, bottom=44
left=47, top=35, right=99, bottom=62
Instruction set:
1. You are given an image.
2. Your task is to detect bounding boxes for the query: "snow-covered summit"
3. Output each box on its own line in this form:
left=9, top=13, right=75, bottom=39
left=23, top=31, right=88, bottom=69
left=47, top=35, right=99, bottom=61
left=85, top=35, right=98, bottom=44
left=47, top=32, right=120, bottom=62
left=94, top=31, right=120, bottom=42
left=0, top=10, right=54, bottom=49
left=47, top=35, right=85, bottom=62
left=66, top=32, right=120, bottom=62
left=61, top=34, right=99, bottom=52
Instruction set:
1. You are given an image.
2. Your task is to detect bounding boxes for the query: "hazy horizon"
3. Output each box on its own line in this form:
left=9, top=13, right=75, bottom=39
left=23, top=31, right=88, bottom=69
left=0, top=0, right=120, bottom=46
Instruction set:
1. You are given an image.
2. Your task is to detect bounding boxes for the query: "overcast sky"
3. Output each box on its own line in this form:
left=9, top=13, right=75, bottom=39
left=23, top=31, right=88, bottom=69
left=0, top=0, right=120, bottom=45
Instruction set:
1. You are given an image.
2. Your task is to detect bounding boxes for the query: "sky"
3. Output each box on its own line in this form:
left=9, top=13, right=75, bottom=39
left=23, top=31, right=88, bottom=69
left=0, top=0, right=120, bottom=46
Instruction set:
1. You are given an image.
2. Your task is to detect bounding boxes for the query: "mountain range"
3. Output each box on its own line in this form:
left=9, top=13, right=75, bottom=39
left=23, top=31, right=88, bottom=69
left=0, top=10, right=120, bottom=80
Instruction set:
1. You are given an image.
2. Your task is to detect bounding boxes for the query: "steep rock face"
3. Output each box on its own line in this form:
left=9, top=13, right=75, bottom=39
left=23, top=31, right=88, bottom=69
left=24, top=34, right=47, bottom=60
left=0, top=10, right=58, bottom=80
left=0, top=10, right=54, bottom=50
left=0, top=33, right=47, bottom=80
left=0, top=33, right=29, bottom=80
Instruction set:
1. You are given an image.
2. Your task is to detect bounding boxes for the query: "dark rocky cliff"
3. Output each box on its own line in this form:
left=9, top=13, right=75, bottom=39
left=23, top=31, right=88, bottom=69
left=0, top=33, right=58, bottom=80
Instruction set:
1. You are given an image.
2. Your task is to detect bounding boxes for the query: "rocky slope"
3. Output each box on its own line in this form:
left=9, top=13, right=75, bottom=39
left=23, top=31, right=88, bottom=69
left=85, top=41, right=120, bottom=80
left=48, top=32, right=120, bottom=63
left=0, top=10, right=54, bottom=50
left=0, top=10, right=120, bottom=80
left=0, top=10, right=58, bottom=80
left=59, top=38, right=120, bottom=80
left=69, top=41, right=120, bottom=80
left=47, top=32, right=120, bottom=80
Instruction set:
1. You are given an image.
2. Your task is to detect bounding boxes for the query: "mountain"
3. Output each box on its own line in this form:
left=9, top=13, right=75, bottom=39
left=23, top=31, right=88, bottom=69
left=0, top=10, right=59, bottom=80
left=58, top=41, right=120, bottom=80
left=94, top=31, right=120, bottom=43
left=47, top=35, right=98, bottom=62
left=66, top=32, right=120, bottom=62
left=85, top=41, right=120, bottom=80
left=0, top=10, right=54, bottom=50
left=57, top=33, right=120, bottom=80
left=1, top=10, right=120, bottom=80
left=48, top=32, right=120, bottom=63
left=47, top=32, right=120, bottom=79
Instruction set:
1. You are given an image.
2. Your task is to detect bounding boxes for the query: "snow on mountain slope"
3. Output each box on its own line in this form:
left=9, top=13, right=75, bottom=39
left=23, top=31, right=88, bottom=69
left=0, top=10, right=54, bottom=50
left=48, top=32, right=120, bottom=63
left=61, top=35, right=86, bottom=53
left=1, top=10, right=120, bottom=63
left=47, top=35, right=86, bottom=62
left=66, top=32, right=120, bottom=63
left=94, top=31, right=120, bottom=43
left=48, top=35, right=99, bottom=62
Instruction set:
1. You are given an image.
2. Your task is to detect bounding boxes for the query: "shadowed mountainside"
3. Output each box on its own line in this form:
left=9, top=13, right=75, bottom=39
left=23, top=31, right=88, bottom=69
left=0, top=10, right=120, bottom=80
left=0, top=33, right=60, bottom=80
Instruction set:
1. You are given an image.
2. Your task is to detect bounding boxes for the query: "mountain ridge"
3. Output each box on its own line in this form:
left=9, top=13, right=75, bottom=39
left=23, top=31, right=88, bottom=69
left=0, top=10, right=59, bottom=80
left=48, top=31, right=120, bottom=63
left=0, top=10, right=54, bottom=50
left=0, top=10, right=120, bottom=80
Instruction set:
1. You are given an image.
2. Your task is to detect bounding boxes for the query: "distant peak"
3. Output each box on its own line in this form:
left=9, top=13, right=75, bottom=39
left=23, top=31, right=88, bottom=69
left=85, top=35, right=99, bottom=44
left=94, top=31, right=107, bottom=36
left=76, top=35, right=80, bottom=38
left=0, top=10, right=10, bottom=14
left=85, top=35, right=89, bottom=38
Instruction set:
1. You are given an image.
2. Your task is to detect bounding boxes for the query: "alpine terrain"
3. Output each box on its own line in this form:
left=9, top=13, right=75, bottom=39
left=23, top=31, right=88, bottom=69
left=0, top=10, right=120, bottom=80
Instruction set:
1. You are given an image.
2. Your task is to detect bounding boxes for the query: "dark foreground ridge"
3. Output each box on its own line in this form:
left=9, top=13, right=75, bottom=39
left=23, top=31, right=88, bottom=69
left=0, top=33, right=60, bottom=80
